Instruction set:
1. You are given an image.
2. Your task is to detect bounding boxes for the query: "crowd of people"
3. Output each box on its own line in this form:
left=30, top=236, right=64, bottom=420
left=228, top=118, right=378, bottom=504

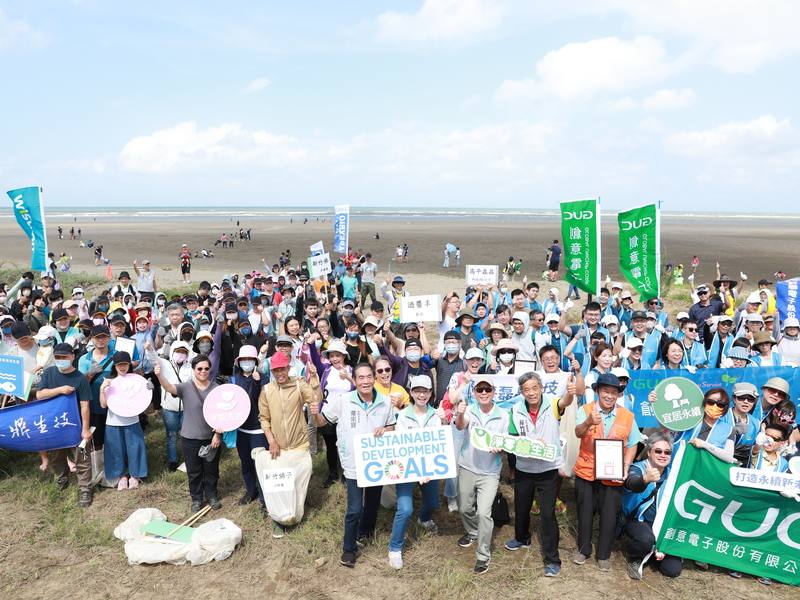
left=0, top=248, right=797, bottom=585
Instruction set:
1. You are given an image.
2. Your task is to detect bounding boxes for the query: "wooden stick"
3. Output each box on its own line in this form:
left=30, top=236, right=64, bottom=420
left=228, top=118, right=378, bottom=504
left=165, top=504, right=211, bottom=538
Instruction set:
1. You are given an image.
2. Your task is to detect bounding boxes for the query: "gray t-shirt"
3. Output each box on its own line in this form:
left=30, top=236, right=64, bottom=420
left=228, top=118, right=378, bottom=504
left=359, top=261, right=377, bottom=284
left=176, top=380, right=218, bottom=440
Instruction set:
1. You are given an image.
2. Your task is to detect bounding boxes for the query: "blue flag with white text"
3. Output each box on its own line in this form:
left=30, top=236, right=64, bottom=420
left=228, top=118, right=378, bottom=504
left=0, top=393, right=82, bottom=452
left=7, top=186, right=48, bottom=271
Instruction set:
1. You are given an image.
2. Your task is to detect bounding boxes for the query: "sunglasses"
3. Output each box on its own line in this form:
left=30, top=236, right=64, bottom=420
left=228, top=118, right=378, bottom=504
left=686, top=327, right=697, bottom=332
left=195, top=366, right=210, bottom=372
left=774, top=411, right=795, bottom=423
left=648, top=301, right=659, bottom=306
left=474, top=385, right=494, bottom=393
left=735, top=395, right=756, bottom=403
left=376, top=368, right=392, bottom=374
left=651, top=448, right=672, bottom=456
left=697, top=291, right=709, bottom=295
left=704, top=399, right=729, bottom=409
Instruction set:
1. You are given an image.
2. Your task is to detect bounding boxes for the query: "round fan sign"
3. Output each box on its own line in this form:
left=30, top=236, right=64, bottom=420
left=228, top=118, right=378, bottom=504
left=106, top=374, right=152, bottom=417
left=203, top=383, right=250, bottom=431
left=653, top=377, right=704, bottom=431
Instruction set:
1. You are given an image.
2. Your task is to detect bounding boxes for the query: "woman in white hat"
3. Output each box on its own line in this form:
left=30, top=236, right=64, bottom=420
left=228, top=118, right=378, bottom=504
left=387, top=375, right=446, bottom=570
left=306, top=336, right=354, bottom=487
left=488, top=338, right=519, bottom=375
left=777, top=317, right=800, bottom=365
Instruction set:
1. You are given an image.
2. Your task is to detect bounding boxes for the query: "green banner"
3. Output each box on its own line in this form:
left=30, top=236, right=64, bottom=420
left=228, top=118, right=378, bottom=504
left=560, top=198, right=600, bottom=295
left=471, top=426, right=558, bottom=461
left=618, top=204, right=660, bottom=299
left=654, top=444, right=800, bottom=586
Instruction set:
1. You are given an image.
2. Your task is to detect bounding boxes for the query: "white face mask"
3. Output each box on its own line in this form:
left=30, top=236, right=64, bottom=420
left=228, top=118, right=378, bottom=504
left=198, top=342, right=212, bottom=354
left=498, top=352, right=515, bottom=364
left=406, top=350, right=421, bottom=362
left=239, top=359, right=256, bottom=372
left=173, top=353, right=187, bottom=364
left=444, top=342, right=459, bottom=355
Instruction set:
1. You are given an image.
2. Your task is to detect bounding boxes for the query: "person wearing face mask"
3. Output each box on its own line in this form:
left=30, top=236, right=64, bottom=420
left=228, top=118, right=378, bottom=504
left=489, top=339, right=518, bottom=374
left=387, top=375, right=446, bottom=569
left=622, top=432, right=681, bottom=580
left=37, top=343, right=94, bottom=507
left=192, top=328, right=223, bottom=381
left=24, top=294, right=48, bottom=334
left=307, top=338, right=355, bottom=487
left=78, top=325, right=117, bottom=448
left=434, top=331, right=465, bottom=408
left=156, top=303, right=189, bottom=355
left=777, top=317, right=800, bottom=365
left=159, top=341, right=192, bottom=470
left=230, top=345, right=268, bottom=511
left=671, top=388, right=735, bottom=465
left=132, top=314, right=160, bottom=407
left=510, top=312, right=537, bottom=363
left=34, top=324, right=57, bottom=374
left=378, top=336, right=432, bottom=390
left=342, top=319, right=368, bottom=366
left=573, top=373, right=641, bottom=572
left=51, top=307, right=80, bottom=348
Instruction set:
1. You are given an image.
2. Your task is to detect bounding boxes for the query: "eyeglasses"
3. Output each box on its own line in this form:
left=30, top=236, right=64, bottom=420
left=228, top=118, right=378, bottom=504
left=376, top=368, right=392, bottom=374
left=697, top=291, right=709, bottom=295
left=651, top=448, right=672, bottom=456
left=704, top=399, right=729, bottom=409
left=195, top=366, right=210, bottom=372
left=686, top=327, right=697, bottom=332
left=735, top=395, right=756, bottom=403
left=474, top=385, right=494, bottom=393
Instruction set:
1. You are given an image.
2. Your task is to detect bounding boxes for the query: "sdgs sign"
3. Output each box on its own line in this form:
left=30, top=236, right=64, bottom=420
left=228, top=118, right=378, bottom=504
left=353, top=426, right=457, bottom=487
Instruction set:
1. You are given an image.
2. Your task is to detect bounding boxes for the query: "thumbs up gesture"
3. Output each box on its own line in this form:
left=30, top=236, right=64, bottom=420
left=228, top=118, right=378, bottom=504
left=589, top=403, right=602, bottom=426
left=643, top=466, right=661, bottom=483
left=566, top=374, right=576, bottom=396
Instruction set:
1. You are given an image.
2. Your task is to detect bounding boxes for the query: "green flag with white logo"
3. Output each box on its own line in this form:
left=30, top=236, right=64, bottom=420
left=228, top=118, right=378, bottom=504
left=653, top=444, right=800, bottom=586
left=618, top=204, right=660, bottom=299
left=560, top=198, right=600, bottom=295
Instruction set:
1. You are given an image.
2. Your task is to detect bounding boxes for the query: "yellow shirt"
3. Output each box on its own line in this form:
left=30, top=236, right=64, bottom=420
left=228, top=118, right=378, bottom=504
left=374, top=381, right=410, bottom=408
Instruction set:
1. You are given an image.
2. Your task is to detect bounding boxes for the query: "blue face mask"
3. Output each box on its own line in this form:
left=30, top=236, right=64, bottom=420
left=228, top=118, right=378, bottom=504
left=38, top=339, right=53, bottom=347
left=346, top=332, right=359, bottom=340
left=238, top=309, right=248, bottom=320
left=240, top=326, right=252, bottom=336
left=1, top=327, right=11, bottom=336
left=55, top=359, right=72, bottom=371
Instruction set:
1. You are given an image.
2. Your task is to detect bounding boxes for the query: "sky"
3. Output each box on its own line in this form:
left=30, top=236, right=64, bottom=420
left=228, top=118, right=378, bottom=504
left=1, top=1, right=799, bottom=211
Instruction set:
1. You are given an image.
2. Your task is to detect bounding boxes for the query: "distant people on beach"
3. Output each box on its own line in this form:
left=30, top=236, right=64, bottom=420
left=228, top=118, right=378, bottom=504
left=179, top=244, right=192, bottom=285
left=546, top=240, right=561, bottom=281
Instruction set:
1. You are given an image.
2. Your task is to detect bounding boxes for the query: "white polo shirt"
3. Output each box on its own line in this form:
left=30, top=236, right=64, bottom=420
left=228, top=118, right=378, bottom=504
left=458, top=403, right=509, bottom=476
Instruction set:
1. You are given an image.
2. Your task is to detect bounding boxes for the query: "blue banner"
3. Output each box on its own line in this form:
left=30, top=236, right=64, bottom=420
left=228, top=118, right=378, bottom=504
left=775, top=277, right=800, bottom=322
left=0, top=393, right=82, bottom=451
left=333, top=204, right=350, bottom=254
left=0, top=354, right=24, bottom=398
left=7, top=186, right=48, bottom=272
left=628, top=366, right=800, bottom=426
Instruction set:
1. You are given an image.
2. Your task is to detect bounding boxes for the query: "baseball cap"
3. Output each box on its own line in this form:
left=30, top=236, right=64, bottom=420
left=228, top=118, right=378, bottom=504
left=611, top=367, right=630, bottom=380
left=758, top=278, right=773, bottom=286
left=269, top=352, right=290, bottom=369
left=91, top=325, right=111, bottom=337
left=112, top=351, right=132, bottom=365
left=676, top=311, right=690, bottom=321
left=72, top=287, right=84, bottom=296
left=631, top=310, right=647, bottom=321
left=626, top=337, right=644, bottom=349
left=443, top=330, right=462, bottom=341
left=275, top=335, right=294, bottom=346
left=405, top=339, right=422, bottom=349
left=392, top=276, right=405, bottom=285
left=53, top=342, right=74, bottom=356
left=409, top=375, right=433, bottom=390
left=465, top=348, right=484, bottom=360
left=11, top=322, right=31, bottom=339
left=52, top=307, right=69, bottom=322
left=341, top=299, right=356, bottom=308
left=745, top=313, right=764, bottom=323
left=545, top=313, right=561, bottom=323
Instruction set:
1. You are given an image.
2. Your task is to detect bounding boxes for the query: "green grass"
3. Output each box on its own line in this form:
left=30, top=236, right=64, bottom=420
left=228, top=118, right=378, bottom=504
left=0, top=265, right=107, bottom=296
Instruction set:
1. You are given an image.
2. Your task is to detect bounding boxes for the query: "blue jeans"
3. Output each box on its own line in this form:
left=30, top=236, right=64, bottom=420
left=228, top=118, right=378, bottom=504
left=567, top=284, right=581, bottom=299
left=444, top=477, right=458, bottom=499
left=104, top=423, right=148, bottom=479
left=236, top=430, right=268, bottom=507
left=343, top=477, right=383, bottom=553
left=162, top=409, right=183, bottom=464
left=389, top=481, right=440, bottom=552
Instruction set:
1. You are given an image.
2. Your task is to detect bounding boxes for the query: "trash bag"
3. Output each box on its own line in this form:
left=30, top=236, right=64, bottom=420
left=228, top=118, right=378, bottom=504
left=113, top=508, right=167, bottom=541
left=252, top=447, right=312, bottom=525
left=185, top=519, right=242, bottom=565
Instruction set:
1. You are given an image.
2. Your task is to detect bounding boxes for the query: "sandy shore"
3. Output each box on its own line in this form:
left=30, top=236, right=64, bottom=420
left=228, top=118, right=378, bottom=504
left=0, top=215, right=795, bottom=295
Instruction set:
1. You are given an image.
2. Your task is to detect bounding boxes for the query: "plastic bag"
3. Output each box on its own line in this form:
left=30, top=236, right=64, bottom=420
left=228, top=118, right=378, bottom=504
left=222, top=430, right=237, bottom=449
left=185, top=519, right=242, bottom=565
left=91, top=445, right=116, bottom=488
left=113, top=508, right=167, bottom=541
left=252, top=447, right=312, bottom=525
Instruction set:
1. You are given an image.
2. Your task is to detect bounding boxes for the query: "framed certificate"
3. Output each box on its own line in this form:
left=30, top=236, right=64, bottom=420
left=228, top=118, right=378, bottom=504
left=113, top=336, right=136, bottom=358
left=594, top=439, right=624, bottom=480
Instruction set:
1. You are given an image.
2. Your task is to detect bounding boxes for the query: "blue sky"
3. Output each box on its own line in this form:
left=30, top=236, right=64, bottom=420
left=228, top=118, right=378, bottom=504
left=1, top=1, right=798, bottom=210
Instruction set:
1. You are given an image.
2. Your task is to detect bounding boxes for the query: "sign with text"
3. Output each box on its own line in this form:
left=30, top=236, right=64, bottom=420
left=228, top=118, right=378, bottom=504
left=333, top=204, right=350, bottom=254
left=0, top=354, right=25, bottom=398
left=261, top=468, right=296, bottom=493
left=307, top=252, right=332, bottom=278
left=0, top=393, right=81, bottom=451
left=354, top=426, right=456, bottom=487
left=618, top=204, right=660, bottom=299
left=470, top=426, right=557, bottom=461
left=653, top=377, right=704, bottom=431
left=654, top=444, right=800, bottom=586
left=466, top=265, right=498, bottom=286
left=399, top=294, right=441, bottom=323
left=560, top=198, right=600, bottom=295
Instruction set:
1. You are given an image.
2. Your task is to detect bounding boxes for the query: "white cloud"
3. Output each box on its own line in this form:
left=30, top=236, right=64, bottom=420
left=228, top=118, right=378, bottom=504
left=119, top=121, right=305, bottom=173
left=604, top=0, right=800, bottom=73
left=664, top=115, right=792, bottom=158
left=609, top=96, right=637, bottom=111
left=642, top=88, right=695, bottom=111
left=0, top=8, right=47, bottom=50
left=241, top=77, right=271, bottom=94
left=496, top=36, right=671, bottom=102
left=375, top=0, right=504, bottom=43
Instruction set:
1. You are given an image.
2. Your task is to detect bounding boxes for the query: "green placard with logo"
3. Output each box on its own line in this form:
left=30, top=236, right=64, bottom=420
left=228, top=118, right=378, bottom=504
left=653, top=376, right=703, bottom=431
left=560, top=198, right=600, bottom=295
left=618, top=203, right=660, bottom=299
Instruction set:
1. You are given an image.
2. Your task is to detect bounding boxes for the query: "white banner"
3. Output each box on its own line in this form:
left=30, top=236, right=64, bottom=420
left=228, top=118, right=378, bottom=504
left=354, top=426, right=457, bottom=487
left=307, top=253, right=332, bottom=278
left=466, top=264, right=499, bottom=286
left=399, top=294, right=441, bottom=323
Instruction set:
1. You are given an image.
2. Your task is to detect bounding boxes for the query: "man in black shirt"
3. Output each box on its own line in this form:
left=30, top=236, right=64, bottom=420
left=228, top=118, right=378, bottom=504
left=37, top=343, right=94, bottom=507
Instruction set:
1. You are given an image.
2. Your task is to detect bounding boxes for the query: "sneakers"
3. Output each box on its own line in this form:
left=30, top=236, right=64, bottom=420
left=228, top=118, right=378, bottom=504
left=694, top=560, right=709, bottom=571
left=388, top=550, right=403, bottom=570
left=555, top=499, right=567, bottom=514
left=191, top=500, right=205, bottom=513
left=128, top=477, right=140, bottom=489
left=417, top=519, right=438, bottom=534
left=572, top=550, right=589, bottom=565
left=544, top=563, right=561, bottom=577
left=208, top=496, right=222, bottom=510
left=473, top=559, right=490, bottom=575
left=78, top=489, right=93, bottom=508
left=757, top=577, right=772, bottom=586
left=117, top=476, right=129, bottom=491
left=728, top=571, right=743, bottom=578
left=272, top=522, right=286, bottom=539
left=627, top=561, right=642, bottom=580
left=504, top=538, right=530, bottom=551
left=340, top=551, right=357, bottom=568
left=597, top=559, right=612, bottom=572
left=447, top=497, right=459, bottom=513
left=457, top=534, right=477, bottom=548
left=238, top=492, right=258, bottom=506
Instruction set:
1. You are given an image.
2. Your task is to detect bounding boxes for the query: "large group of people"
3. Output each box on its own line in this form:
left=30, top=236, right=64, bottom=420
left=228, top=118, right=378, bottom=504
left=0, top=249, right=797, bottom=585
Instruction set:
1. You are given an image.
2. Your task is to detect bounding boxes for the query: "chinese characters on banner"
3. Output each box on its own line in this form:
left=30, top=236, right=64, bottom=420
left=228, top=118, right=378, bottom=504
left=776, top=277, right=800, bottom=322
left=399, top=294, right=441, bottom=323
left=654, top=445, right=800, bottom=586
left=560, top=198, right=600, bottom=295
left=476, top=374, right=519, bottom=409
left=307, top=253, right=332, bottom=278
left=0, top=393, right=81, bottom=451
left=465, top=265, right=499, bottom=286
left=618, top=204, right=660, bottom=299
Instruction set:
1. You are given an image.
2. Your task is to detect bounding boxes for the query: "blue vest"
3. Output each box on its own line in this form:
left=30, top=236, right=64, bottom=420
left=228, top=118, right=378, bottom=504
left=622, top=459, right=670, bottom=522
left=707, top=333, right=734, bottom=369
